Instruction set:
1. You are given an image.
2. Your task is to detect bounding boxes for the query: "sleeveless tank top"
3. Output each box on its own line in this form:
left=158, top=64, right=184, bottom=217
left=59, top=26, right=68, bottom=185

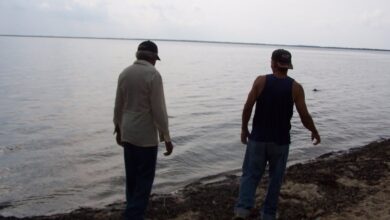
left=249, top=74, right=294, bottom=145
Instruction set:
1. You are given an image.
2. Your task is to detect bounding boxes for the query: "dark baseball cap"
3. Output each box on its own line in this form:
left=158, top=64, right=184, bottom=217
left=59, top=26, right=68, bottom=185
left=137, top=40, right=160, bottom=60
left=272, top=49, right=293, bottom=69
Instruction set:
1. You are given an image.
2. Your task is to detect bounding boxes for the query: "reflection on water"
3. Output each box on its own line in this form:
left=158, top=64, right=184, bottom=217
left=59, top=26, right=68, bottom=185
left=0, top=37, right=390, bottom=217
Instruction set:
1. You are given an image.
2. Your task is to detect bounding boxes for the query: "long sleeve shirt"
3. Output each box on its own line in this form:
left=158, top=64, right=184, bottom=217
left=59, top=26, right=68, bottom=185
left=113, top=60, right=171, bottom=147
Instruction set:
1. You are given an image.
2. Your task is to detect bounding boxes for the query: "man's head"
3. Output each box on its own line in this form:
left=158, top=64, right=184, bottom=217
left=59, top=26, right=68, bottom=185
left=136, top=40, right=160, bottom=65
left=271, top=49, right=293, bottom=71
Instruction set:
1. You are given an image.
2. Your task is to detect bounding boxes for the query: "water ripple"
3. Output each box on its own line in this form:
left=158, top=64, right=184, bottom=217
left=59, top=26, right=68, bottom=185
left=1, top=38, right=390, bottom=217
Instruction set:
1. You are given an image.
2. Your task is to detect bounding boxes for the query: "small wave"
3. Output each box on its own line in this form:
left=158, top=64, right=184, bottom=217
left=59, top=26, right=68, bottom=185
left=190, top=111, right=218, bottom=116
left=92, top=129, right=109, bottom=135
left=0, top=144, right=23, bottom=154
left=172, top=134, right=200, bottom=145
left=89, top=189, right=120, bottom=201
left=0, top=201, right=13, bottom=211
left=13, top=125, right=52, bottom=135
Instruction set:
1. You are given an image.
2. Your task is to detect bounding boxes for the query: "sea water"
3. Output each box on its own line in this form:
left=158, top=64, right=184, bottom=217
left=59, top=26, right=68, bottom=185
left=0, top=36, right=389, bottom=217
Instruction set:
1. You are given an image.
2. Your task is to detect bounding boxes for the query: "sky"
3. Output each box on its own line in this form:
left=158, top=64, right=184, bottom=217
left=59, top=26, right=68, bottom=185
left=0, top=0, right=390, bottom=49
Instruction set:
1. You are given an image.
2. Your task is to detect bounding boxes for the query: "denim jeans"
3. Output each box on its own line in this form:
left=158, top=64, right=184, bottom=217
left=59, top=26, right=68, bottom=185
left=235, top=140, right=289, bottom=220
left=123, top=142, right=158, bottom=220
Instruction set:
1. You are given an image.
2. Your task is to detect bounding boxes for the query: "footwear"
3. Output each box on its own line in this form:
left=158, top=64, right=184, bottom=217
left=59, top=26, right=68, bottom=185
left=233, top=207, right=250, bottom=220
left=232, top=213, right=247, bottom=220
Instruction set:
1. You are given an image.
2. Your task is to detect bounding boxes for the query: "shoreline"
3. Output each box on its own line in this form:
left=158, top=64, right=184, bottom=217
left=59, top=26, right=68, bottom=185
left=1, top=139, right=389, bottom=220
left=1, top=34, right=390, bottom=52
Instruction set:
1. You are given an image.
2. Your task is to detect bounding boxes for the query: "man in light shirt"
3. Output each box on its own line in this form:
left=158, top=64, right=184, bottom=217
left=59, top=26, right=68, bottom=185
left=114, top=40, right=173, bottom=220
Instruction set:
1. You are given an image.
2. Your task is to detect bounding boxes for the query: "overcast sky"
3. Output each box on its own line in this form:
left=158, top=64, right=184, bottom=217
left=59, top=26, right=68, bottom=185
left=1, top=0, right=390, bottom=49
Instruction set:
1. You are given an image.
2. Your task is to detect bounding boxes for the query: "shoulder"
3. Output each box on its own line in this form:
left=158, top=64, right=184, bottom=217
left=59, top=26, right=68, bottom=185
left=152, top=70, right=162, bottom=80
left=253, top=75, right=267, bottom=87
left=292, top=79, right=303, bottom=90
left=143, top=62, right=159, bottom=78
left=292, top=80, right=305, bottom=100
left=149, top=69, right=163, bottom=87
left=255, top=74, right=267, bottom=81
left=118, top=65, right=132, bottom=81
left=120, top=64, right=136, bottom=75
left=133, top=61, right=159, bottom=77
left=249, top=75, right=267, bottom=97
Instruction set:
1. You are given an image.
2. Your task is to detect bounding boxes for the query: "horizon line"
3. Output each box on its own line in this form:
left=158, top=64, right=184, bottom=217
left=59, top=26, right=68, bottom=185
left=1, top=34, right=389, bottom=52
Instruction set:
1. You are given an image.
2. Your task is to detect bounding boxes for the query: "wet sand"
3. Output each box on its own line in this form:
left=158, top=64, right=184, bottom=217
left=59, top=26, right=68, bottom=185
left=1, top=139, right=389, bottom=220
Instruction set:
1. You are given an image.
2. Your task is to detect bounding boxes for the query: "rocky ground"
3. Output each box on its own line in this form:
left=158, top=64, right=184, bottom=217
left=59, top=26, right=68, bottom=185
left=1, top=139, right=389, bottom=220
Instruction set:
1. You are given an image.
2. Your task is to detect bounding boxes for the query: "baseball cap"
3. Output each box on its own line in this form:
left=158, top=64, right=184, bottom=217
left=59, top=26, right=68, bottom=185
left=137, top=40, right=160, bottom=60
left=272, top=49, right=293, bottom=69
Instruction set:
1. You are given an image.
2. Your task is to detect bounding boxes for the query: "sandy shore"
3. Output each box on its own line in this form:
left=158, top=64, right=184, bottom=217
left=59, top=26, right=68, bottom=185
left=1, top=139, right=389, bottom=220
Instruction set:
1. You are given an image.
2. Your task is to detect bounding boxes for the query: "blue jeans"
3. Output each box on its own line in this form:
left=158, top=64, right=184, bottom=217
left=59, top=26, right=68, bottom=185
left=123, top=143, right=158, bottom=220
left=235, top=140, right=289, bottom=220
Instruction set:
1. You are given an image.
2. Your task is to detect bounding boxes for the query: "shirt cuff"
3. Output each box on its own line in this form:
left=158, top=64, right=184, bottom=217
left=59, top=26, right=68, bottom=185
left=159, top=131, right=171, bottom=142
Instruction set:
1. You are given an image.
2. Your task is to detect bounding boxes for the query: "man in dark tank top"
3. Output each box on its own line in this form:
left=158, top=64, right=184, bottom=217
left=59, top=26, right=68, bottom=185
left=233, top=49, right=321, bottom=220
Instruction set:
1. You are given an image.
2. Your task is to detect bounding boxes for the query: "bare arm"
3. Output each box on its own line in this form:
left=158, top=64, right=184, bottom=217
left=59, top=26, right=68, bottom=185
left=241, top=76, right=266, bottom=144
left=293, top=81, right=321, bottom=145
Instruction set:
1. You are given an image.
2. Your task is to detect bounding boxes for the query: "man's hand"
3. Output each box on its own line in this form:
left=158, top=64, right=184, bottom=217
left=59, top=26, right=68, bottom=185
left=164, top=141, right=173, bottom=156
left=241, top=128, right=250, bottom=145
left=312, top=132, right=321, bottom=145
left=114, top=125, right=123, bottom=147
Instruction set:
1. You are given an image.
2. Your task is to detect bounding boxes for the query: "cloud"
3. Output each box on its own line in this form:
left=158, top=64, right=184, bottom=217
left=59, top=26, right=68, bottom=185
left=0, top=0, right=111, bottom=36
left=359, top=9, right=389, bottom=29
left=0, top=0, right=389, bottom=49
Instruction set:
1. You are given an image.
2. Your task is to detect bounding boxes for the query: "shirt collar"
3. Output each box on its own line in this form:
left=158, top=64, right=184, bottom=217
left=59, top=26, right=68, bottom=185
left=134, top=59, right=154, bottom=67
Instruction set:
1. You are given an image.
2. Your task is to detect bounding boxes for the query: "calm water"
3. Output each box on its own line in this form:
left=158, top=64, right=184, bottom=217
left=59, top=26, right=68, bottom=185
left=0, top=37, right=389, bottom=217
